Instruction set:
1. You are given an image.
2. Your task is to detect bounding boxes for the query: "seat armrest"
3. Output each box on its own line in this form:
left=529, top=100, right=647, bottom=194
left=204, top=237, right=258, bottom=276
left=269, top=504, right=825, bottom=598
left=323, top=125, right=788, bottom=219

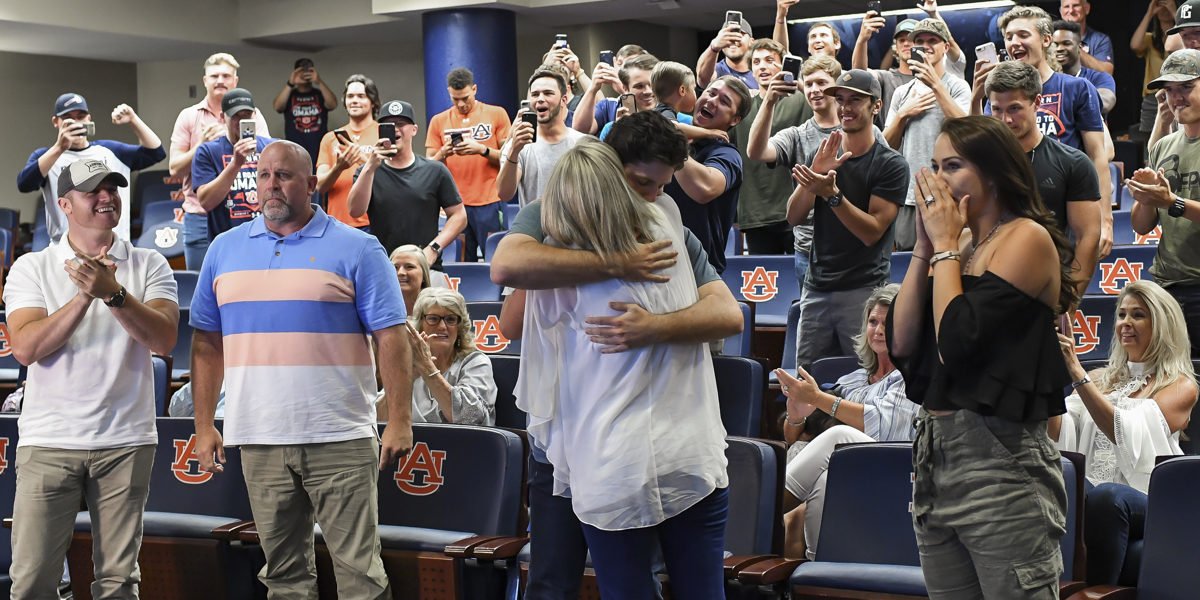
left=444, top=535, right=506, bottom=558
left=736, top=557, right=805, bottom=586
left=1059, top=581, right=1087, bottom=597
left=237, top=525, right=261, bottom=544
left=1064, top=585, right=1137, bottom=600
left=2, top=518, right=11, bottom=529
left=471, top=536, right=529, bottom=560
left=723, top=554, right=778, bottom=579
left=210, top=520, right=255, bottom=540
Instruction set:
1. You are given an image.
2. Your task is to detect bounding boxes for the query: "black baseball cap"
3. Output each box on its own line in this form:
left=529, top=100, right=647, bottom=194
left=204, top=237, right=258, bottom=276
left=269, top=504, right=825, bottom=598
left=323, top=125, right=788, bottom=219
left=294, top=58, right=314, bottom=69
left=825, top=69, right=882, bottom=99
left=221, top=88, right=255, bottom=118
left=378, top=100, right=416, bottom=124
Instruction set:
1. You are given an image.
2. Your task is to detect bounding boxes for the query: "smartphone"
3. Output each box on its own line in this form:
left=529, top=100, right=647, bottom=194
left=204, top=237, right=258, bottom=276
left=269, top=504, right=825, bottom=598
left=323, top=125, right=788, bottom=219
left=555, top=33, right=568, bottom=49
left=521, top=111, right=538, bottom=143
left=378, top=122, right=396, bottom=142
left=599, top=50, right=614, bottom=66
left=975, top=42, right=998, bottom=64
left=83, top=122, right=96, bottom=138
left=782, top=55, right=803, bottom=80
left=866, top=0, right=882, bottom=15
left=333, top=129, right=353, bottom=145
left=909, top=46, right=925, bottom=64
left=618, top=93, right=637, bottom=113
left=239, top=120, right=255, bottom=139
left=450, top=131, right=464, bottom=146
left=725, top=10, right=742, bottom=32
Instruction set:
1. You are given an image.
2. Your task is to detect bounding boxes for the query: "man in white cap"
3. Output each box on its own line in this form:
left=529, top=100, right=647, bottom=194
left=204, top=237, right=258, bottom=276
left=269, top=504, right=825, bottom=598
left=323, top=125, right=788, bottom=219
left=3, top=158, right=179, bottom=598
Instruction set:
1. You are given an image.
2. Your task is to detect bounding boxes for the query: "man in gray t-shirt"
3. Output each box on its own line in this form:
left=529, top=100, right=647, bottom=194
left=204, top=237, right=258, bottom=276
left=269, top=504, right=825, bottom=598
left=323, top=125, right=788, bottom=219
left=497, top=67, right=591, bottom=206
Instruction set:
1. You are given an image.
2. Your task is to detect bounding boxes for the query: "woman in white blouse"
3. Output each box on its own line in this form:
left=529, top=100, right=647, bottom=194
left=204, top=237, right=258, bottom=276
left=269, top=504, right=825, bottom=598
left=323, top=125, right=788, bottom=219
left=384, top=287, right=495, bottom=425
left=1053, top=279, right=1197, bottom=585
left=774, top=283, right=917, bottom=560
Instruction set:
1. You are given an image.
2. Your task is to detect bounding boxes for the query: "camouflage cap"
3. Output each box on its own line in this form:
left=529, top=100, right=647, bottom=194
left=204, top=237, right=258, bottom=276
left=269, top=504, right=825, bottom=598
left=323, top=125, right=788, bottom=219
left=910, top=18, right=951, bottom=43
left=1148, top=48, right=1200, bottom=89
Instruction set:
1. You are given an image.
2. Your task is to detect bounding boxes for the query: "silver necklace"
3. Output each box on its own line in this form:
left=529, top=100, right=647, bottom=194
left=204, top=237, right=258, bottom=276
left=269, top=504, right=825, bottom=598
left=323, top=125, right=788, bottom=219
left=963, top=217, right=1009, bottom=273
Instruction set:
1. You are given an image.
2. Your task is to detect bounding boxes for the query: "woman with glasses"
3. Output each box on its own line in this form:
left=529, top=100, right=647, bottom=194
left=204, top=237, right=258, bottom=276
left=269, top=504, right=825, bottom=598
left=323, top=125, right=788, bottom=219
left=395, top=287, right=496, bottom=425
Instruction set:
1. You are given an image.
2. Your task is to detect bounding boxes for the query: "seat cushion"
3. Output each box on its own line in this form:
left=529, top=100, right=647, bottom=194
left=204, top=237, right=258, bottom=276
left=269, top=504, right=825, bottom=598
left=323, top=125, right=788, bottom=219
left=75, top=511, right=240, bottom=538
left=791, top=562, right=928, bottom=596
left=374, top=525, right=478, bottom=553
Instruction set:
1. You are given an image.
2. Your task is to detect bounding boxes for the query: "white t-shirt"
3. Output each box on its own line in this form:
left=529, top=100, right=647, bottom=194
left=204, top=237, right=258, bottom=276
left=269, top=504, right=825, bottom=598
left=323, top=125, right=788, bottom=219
left=500, top=129, right=589, bottom=207
left=2, top=238, right=178, bottom=449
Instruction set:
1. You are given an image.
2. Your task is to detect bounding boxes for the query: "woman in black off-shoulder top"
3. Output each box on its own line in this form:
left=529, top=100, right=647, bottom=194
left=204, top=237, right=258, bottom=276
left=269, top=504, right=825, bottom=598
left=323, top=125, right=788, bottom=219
left=886, top=116, right=1079, bottom=599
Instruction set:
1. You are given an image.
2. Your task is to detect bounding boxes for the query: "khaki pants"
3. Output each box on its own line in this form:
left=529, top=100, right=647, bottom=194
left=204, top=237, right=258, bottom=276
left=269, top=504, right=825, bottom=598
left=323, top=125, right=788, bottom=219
left=10, top=444, right=155, bottom=600
left=240, top=437, right=389, bottom=600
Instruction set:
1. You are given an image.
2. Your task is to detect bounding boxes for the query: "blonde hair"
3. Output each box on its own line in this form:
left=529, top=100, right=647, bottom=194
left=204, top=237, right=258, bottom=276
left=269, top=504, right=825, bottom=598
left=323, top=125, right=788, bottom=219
left=410, top=288, right=476, bottom=362
left=651, top=61, right=696, bottom=100
left=389, top=244, right=432, bottom=291
left=1097, top=280, right=1196, bottom=398
left=853, top=284, right=900, bottom=373
left=541, top=140, right=662, bottom=257
left=203, top=52, right=240, bottom=72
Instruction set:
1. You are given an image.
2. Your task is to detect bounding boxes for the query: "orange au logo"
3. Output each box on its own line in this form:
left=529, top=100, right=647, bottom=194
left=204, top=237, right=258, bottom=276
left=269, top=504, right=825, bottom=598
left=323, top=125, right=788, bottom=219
left=0, top=323, right=11, bottom=358
left=394, top=442, right=447, bottom=496
left=172, top=435, right=214, bottom=484
left=446, top=277, right=461, bottom=292
left=474, top=316, right=510, bottom=353
left=1098, top=259, right=1143, bottom=295
left=0, top=438, right=9, bottom=475
left=1134, top=226, right=1161, bottom=245
left=1071, top=310, right=1102, bottom=355
left=172, top=208, right=186, bottom=224
left=740, top=267, right=779, bottom=302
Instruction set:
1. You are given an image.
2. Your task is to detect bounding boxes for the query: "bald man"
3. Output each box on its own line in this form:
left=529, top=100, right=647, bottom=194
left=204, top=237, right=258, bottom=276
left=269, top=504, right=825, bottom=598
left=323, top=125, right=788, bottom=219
left=190, top=140, right=413, bottom=599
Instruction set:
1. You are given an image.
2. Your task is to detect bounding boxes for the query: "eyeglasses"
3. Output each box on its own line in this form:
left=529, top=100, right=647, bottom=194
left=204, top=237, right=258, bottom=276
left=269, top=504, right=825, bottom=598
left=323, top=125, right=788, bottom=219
left=422, top=314, right=461, bottom=327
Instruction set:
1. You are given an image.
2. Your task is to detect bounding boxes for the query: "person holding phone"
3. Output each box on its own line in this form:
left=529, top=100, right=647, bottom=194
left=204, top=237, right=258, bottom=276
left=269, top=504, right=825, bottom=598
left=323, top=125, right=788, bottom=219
left=316, top=74, right=381, bottom=230
left=347, top=100, right=466, bottom=269
left=192, top=88, right=279, bottom=241
left=273, top=57, right=337, bottom=167
left=497, top=68, right=589, bottom=207
left=18, top=93, right=165, bottom=245
left=697, top=14, right=758, bottom=91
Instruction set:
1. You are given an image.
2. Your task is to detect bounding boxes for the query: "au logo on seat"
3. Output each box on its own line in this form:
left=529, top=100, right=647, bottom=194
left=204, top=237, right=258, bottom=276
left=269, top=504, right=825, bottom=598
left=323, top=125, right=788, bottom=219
left=172, top=435, right=214, bottom=484
left=474, top=316, right=510, bottom=353
left=740, top=267, right=779, bottom=302
left=394, top=442, right=447, bottom=496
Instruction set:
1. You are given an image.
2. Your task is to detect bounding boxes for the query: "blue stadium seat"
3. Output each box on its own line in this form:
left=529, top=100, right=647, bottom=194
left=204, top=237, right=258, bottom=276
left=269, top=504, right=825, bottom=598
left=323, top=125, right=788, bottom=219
left=151, top=355, right=169, bottom=417
left=1109, top=162, right=1122, bottom=209
left=33, top=200, right=47, bottom=231
left=721, top=301, right=752, bottom=357
left=810, top=355, right=860, bottom=390
left=724, top=437, right=785, bottom=558
left=484, top=230, right=505, bottom=261
left=725, top=226, right=743, bottom=257
left=1088, top=245, right=1155, bottom=296
left=1071, top=295, right=1117, bottom=363
left=466, top=301, right=520, bottom=356
left=0, top=229, right=12, bottom=269
left=0, top=208, right=17, bottom=234
left=488, top=354, right=525, bottom=429
left=500, top=202, right=519, bottom=230
left=712, top=356, right=764, bottom=438
left=0, top=311, right=24, bottom=383
left=173, top=270, right=200, bottom=311
left=443, top=263, right=502, bottom=301
left=1111, top=210, right=1160, bottom=246
left=141, top=199, right=183, bottom=230
left=0, top=416, right=18, bottom=594
left=722, top=255, right=802, bottom=327
left=136, top=220, right=184, bottom=261
left=890, top=251, right=913, bottom=284
left=172, top=308, right=193, bottom=379
left=31, top=227, right=49, bottom=252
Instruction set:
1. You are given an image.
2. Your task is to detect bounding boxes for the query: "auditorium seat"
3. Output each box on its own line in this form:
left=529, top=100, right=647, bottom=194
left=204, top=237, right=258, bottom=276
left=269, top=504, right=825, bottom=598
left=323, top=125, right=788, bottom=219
left=725, top=226, right=743, bottom=257
left=809, top=355, right=859, bottom=390
left=501, top=202, right=519, bottom=231
left=721, top=255, right=801, bottom=327
left=466, top=301, right=520, bottom=356
left=67, top=418, right=261, bottom=600
left=770, top=300, right=804, bottom=385
left=0, top=416, right=18, bottom=595
left=151, top=355, right=170, bottom=417
left=889, top=251, right=913, bottom=284
left=1111, top=210, right=1159, bottom=246
left=712, top=356, right=765, bottom=438
left=141, top=200, right=182, bottom=231
left=0, top=229, right=12, bottom=270
left=1071, top=295, right=1117, bottom=363
left=488, top=354, right=525, bottom=429
left=172, top=270, right=200, bottom=311
left=1088, top=245, right=1155, bottom=296
left=484, top=230, right=505, bottom=261
left=31, top=227, right=49, bottom=252
left=0, top=310, right=23, bottom=383
left=442, top=263, right=502, bottom=301
left=171, top=308, right=193, bottom=379
left=721, top=301, right=753, bottom=357
left=136, top=220, right=185, bottom=268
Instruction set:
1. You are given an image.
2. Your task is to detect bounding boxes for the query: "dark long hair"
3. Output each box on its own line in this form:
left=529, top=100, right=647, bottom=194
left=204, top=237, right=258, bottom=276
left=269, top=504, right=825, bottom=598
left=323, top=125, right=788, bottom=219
left=940, top=116, right=1079, bottom=313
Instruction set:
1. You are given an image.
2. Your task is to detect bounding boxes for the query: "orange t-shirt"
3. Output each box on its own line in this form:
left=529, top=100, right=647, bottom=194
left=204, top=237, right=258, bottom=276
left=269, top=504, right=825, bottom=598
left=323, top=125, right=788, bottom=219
left=425, top=102, right=511, bottom=207
left=317, top=120, right=378, bottom=227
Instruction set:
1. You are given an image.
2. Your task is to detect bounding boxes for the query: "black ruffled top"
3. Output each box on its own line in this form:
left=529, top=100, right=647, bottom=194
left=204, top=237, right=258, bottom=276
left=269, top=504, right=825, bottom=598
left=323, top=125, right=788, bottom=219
left=885, top=271, right=1069, bottom=422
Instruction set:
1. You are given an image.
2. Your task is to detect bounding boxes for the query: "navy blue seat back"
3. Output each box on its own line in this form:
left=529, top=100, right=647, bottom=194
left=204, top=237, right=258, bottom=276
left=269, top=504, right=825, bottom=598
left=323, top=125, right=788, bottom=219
left=1111, top=211, right=1159, bottom=246
left=151, top=356, right=169, bottom=417
left=136, top=221, right=184, bottom=259
left=0, top=229, right=12, bottom=268
left=442, top=235, right=463, bottom=263
left=725, top=226, right=743, bottom=256
left=772, top=301, right=804, bottom=385
left=1138, top=456, right=1200, bottom=597
left=501, top=202, right=519, bottom=230
left=712, top=356, right=763, bottom=438
left=141, top=200, right=182, bottom=230
left=1071, top=295, right=1117, bottom=363
left=721, top=255, right=802, bottom=327
left=1088, top=245, right=1155, bottom=296
left=810, top=356, right=860, bottom=390
left=0, top=311, right=23, bottom=381
left=724, top=437, right=778, bottom=556
left=31, top=227, right=49, bottom=252
left=0, top=416, right=19, bottom=573
left=466, top=301, right=520, bottom=356
left=0, top=208, right=17, bottom=233
left=721, top=302, right=752, bottom=357
left=172, top=308, right=193, bottom=378
left=172, top=271, right=200, bottom=310
left=377, top=423, right=524, bottom=536
left=443, top=263, right=502, bottom=301
left=489, top=354, right=525, bottom=429
left=816, top=442, right=919, bottom=565
left=144, top=418, right=252, bottom=518
left=889, top=251, right=913, bottom=284
left=484, top=231, right=505, bottom=261
left=1061, top=451, right=1084, bottom=581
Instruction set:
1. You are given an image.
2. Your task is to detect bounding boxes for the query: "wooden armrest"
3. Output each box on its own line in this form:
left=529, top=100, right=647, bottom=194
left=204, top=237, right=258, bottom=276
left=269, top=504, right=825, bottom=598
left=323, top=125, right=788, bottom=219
left=2, top=517, right=12, bottom=529
left=471, top=536, right=529, bottom=560
left=736, top=557, right=805, bottom=586
left=1064, top=584, right=1137, bottom=600
left=237, top=525, right=260, bottom=544
left=444, top=535, right=506, bottom=558
left=210, top=520, right=255, bottom=540
left=1059, top=581, right=1087, bottom=597
left=723, top=554, right=776, bottom=579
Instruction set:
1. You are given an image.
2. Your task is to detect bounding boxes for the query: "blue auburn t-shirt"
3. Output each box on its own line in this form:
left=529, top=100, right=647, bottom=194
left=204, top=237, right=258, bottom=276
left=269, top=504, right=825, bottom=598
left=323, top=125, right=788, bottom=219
left=192, top=135, right=278, bottom=241
left=665, top=138, right=742, bottom=274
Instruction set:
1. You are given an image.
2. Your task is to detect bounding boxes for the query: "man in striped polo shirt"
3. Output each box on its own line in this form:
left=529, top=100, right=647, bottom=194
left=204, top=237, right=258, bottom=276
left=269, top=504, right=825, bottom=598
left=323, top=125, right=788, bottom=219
left=189, top=140, right=413, bottom=599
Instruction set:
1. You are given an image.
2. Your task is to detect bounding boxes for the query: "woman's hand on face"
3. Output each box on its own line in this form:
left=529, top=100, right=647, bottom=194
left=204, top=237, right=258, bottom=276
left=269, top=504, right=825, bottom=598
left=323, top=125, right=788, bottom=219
left=914, top=167, right=968, bottom=252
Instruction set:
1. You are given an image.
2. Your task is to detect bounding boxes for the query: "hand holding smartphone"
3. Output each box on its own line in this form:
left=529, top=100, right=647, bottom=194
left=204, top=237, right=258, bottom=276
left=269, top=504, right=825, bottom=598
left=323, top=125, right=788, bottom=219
left=725, top=10, right=742, bottom=32
left=378, top=122, right=396, bottom=142
left=866, top=0, right=882, bottom=15
left=240, top=121, right=256, bottom=139
left=599, top=50, right=614, bottom=66
left=975, top=42, right=998, bottom=65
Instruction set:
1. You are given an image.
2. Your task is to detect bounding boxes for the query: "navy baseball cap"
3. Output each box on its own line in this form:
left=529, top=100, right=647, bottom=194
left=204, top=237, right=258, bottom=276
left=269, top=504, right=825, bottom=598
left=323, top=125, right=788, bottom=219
left=54, top=93, right=89, bottom=116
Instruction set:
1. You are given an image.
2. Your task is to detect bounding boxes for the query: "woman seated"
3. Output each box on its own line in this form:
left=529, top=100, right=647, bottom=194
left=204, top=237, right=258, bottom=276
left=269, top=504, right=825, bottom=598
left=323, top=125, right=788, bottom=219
left=389, top=244, right=450, bottom=314
left=379, top=287, right=496, bottom=425
left=774, top=283, right=917, bottom=560
left=1054, top=280, right=1197, bottom=585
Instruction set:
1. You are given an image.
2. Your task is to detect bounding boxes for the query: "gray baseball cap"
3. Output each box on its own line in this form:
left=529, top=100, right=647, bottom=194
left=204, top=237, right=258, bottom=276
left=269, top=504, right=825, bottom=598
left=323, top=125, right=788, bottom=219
left=894, top=19, right=919, bottom=39
left=58, top=159, right=127, bottom=196
left=1148, top=48, right=1200, bottom=89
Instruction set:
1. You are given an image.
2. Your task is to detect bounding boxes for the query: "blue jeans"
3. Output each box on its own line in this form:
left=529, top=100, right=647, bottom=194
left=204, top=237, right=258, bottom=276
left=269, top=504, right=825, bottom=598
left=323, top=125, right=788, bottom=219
left=526, top=455, right=588, bottom=600
left=1165, top=284, right=1200, bottom=357
left=581, top=487, right=728, bottom=600
left=183, top=212, right=209, bottom=271
left=464, top=203, right=502, bottom=262
left=1084, top=482, right=1146, bottom=586
left=794, top=250, right=810, bottom=287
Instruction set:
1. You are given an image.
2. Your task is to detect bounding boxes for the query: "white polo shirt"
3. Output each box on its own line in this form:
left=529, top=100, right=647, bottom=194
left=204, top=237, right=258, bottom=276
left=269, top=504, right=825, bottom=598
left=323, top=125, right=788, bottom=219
left=2, top=238, right=177, bottom=449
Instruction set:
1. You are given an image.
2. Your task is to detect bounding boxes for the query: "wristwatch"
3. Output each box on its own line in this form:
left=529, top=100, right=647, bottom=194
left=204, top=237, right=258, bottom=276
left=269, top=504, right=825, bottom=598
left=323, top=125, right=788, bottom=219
left=104, top=287, right=127, bottom=308
left=427, top=241, right=442, bottom=256
left=826, top=191, right=843, bottom=207
left=1168, top=195, right=1187, bottom=218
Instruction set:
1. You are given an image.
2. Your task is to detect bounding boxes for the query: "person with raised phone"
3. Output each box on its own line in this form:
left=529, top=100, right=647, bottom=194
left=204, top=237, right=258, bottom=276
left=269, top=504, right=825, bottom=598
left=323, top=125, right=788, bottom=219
left=192, top=88, right=278, bottom=241
left=316, top=74, right=381, bottom=230
left=697, top=11, right=758, bottom=91
left=497, top=67, right=589, bottom=207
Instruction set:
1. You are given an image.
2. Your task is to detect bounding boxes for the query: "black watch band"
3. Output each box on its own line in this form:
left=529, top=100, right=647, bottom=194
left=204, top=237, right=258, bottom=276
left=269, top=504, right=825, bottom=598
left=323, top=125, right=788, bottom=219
left=104, top=287, right=127, bottom=308
left=1169, top=196, right=1187, bottom=218
left=826, top=192, right=843, bottom=207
